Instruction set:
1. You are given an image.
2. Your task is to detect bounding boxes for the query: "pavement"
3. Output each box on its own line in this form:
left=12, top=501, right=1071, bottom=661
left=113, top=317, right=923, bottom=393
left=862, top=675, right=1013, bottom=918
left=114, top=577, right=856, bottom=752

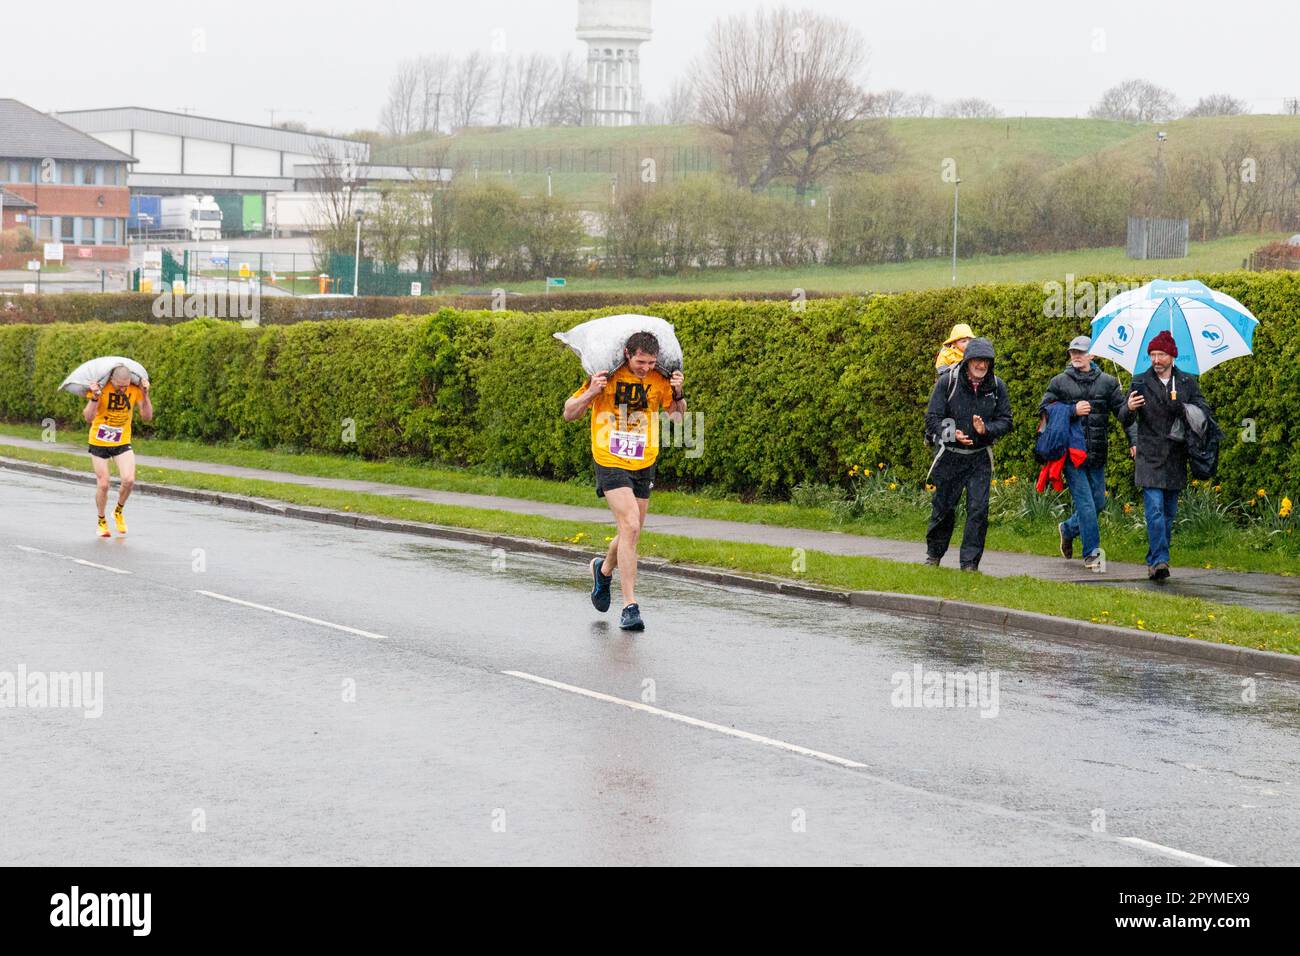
left=3, top=469, right=1299, bottom=866
left=1, top=433, right=1297, bottom=615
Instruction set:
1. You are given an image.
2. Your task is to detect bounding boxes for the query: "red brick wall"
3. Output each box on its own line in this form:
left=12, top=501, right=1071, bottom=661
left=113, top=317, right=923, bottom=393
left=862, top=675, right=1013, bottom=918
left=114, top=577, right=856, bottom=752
left=5, top=183, right=130, bottom=218
left=2, top=207, right=33, bottom=230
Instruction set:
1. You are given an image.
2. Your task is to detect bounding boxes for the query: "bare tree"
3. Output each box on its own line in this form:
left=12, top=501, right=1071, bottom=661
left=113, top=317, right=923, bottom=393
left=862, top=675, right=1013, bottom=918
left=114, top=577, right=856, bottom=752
left=405, top=153, right=456, bottom=276
left=864, top=89, right=911, bottom=117
left=417, top=55, right=453, bottom=133
left=906, top=92, right=937, bottom=117
left=450, top=50, right=493, bottom=129
left=515, top=53, right=560, bottom=127
left=541, top=53, right=586, bottom=126
left=490, top=56, right=514, bottom=127
left=1184, top=93, right=1249, bottom=118
left=1090, top=79, right=1181, bottom=122
left=662, top=77, right=698, bottom=124
left=304, top=142, right=372, bottom=266
left=1219, top=136, right=1265, bottom=233
left=380, top=59, right=420, bottom=137
left=691, top=6, right=889, bottom=193
left=940, top=97, right=1002, bottom=119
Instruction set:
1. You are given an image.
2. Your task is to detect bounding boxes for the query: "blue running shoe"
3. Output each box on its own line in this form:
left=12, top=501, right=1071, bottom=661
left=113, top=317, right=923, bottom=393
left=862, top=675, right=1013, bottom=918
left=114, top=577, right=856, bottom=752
left=590, top=557, right=613, bottom=612
left=619, top=603, right=644, bottom=631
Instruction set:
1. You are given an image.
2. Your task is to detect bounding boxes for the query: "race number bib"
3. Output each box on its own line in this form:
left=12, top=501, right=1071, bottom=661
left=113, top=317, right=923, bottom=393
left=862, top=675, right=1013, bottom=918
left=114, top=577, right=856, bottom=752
left=95, top=424, right=124, bottom=445
left=609, top=429, right=646, bottom=461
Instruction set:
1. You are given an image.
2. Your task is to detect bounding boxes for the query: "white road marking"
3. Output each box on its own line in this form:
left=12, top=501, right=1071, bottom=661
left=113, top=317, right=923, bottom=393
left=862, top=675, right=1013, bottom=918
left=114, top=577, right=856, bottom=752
left=73, top=558, right=131, bottom=575
left=14, top=544, right=57, bottom=555
left=505, top=669, right=1237, bottom=866
left=195, top=590, right=388, bottom=641
left=15, top=543, right=131, bottom=574
left=1117, top=837, right=1234, bottom=867
left=503, top=670, right=868, bottom=769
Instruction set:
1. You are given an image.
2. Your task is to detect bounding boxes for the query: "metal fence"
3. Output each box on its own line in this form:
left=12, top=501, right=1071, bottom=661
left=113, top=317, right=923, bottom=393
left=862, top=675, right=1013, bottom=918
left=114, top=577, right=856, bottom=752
left=380, top=144, right=718, bottom=179
left=1126, top=217, right=1189, bottom=259
left=326, top=254, right=432, bottom=297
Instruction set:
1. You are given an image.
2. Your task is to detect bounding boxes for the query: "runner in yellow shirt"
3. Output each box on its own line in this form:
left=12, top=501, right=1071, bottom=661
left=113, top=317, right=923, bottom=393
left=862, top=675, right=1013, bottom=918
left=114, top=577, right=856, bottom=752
left=84, top=365, right=153, bottom=537
left=563, top=331, right=685, bottom=631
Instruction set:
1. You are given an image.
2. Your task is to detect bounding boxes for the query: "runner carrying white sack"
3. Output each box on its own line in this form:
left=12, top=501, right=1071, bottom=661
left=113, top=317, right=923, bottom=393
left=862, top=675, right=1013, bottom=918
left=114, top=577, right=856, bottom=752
left=59, top=356, right=150, bottom=397
left=560, top=317, right=686, bottom=633
left=553, top=314, right=683, bottom=377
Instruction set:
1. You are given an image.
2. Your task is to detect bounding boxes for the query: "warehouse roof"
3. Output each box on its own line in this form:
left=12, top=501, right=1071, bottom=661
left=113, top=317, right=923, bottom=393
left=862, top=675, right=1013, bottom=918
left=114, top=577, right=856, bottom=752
left=0, top=99, right=136, bottom=162
left=54, top=106, right=368, bottom=159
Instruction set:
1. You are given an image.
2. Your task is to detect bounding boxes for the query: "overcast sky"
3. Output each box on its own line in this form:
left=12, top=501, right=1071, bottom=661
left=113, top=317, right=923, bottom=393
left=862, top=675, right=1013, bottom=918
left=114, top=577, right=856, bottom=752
left=8, top=0, right=1298, bottom=132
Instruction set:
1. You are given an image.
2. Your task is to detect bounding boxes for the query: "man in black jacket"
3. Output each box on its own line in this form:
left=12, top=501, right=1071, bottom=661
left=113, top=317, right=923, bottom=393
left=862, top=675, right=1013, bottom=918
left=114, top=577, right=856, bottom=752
left=1040, top=335, right=1137, bottom=570
left=1126, top=330, right=1213, bottom=581
left=923, top=337, right=1014, bottom=571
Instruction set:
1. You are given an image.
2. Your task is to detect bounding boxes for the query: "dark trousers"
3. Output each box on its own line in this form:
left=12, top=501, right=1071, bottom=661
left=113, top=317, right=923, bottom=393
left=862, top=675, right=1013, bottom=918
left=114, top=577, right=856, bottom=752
left=926, top=449, right=992, bottom=567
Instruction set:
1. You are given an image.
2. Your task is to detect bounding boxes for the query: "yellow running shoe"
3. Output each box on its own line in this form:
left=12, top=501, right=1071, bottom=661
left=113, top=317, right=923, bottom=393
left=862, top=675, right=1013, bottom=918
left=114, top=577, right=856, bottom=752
left=113, top=506, right=127, bottom=535
left=97, top=516, right=111, bottom=538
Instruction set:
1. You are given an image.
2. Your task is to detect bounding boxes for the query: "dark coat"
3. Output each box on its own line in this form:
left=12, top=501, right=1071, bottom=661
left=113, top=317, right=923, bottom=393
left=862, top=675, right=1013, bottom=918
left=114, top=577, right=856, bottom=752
left=1039, top=361, right=1136, bottom=468
left=924, top=337, right=1014, bottom=452
left=1126, top=365, right=1212, bottom=491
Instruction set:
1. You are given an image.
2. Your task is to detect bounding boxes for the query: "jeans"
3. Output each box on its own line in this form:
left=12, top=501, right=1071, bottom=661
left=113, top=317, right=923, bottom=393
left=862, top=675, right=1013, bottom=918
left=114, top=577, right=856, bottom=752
left=1061, top=462, right=1107, bottom=558
left=926, top=449, right=992, bottom=567
left=1142, top=487, right=1180, bottom=567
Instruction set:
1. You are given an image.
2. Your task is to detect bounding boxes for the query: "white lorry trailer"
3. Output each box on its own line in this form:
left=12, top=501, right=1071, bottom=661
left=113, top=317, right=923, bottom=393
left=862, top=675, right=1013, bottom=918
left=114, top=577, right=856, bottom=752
left=160, top=194, right=223, bottom=241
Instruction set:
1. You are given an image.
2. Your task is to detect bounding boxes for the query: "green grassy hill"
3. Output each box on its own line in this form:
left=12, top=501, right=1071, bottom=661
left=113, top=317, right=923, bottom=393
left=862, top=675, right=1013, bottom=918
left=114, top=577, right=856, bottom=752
left=374, top=114, right=1300, bottom=205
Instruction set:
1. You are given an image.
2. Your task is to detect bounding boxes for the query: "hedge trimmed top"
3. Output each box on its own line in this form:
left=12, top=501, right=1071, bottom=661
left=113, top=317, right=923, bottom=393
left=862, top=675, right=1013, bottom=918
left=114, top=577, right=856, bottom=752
left=0, top=271, right=1295, bottom=501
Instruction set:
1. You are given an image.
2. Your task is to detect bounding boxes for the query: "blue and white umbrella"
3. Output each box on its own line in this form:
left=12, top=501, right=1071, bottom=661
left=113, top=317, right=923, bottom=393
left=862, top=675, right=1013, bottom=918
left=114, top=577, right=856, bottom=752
left=1089, top=279, right=1258, bottom=375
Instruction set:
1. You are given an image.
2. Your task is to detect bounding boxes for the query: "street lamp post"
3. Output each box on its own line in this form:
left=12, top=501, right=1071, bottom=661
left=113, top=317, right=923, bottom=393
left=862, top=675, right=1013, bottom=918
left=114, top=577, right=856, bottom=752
left=951, top=178, right=962, bottom=285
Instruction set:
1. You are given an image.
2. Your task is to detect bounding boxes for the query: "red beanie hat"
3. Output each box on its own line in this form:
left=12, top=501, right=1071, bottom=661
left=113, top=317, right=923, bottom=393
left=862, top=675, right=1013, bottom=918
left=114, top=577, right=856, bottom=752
left=1147, top=330, right=1178, bottom=357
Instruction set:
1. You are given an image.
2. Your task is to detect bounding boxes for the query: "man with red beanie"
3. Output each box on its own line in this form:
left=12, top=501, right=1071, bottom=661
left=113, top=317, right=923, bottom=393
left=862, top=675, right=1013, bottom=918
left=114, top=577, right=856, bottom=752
left=1124, top=330, right=1213, bottom=581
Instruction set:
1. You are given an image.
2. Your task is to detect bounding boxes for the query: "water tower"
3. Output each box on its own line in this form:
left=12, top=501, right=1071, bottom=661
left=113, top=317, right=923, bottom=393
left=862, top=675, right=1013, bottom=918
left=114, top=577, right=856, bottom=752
left=577, top=0, right=652, bottom=126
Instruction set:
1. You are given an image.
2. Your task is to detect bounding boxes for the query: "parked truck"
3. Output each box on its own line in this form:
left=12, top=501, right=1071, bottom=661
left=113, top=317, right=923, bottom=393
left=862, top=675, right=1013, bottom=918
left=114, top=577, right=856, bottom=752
left=128, top=195, right=163, bottom=236
left=159, top=194, right=223, bottom=241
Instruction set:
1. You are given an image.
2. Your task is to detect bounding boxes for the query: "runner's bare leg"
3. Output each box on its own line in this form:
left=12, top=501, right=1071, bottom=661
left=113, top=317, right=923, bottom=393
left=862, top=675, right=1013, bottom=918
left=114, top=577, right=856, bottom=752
left=92, top=455, right=111, bottom=515
left=114, top=450, right=137, bottom=508
left=602, top=488, right=648, bottom=606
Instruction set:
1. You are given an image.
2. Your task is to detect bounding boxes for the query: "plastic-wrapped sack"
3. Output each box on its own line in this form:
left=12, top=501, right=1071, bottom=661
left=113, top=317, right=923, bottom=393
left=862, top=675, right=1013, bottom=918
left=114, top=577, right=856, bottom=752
left=59, top=356, right=150, bottom=397
left=553, top=314, right=683, bottom=377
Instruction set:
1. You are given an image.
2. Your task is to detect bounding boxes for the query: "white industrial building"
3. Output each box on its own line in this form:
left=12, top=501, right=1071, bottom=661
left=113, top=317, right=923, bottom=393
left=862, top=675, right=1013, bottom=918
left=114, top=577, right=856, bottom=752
left=51, top=107, right=369, bottom=195
left=577, top=0, right=652, bottom=127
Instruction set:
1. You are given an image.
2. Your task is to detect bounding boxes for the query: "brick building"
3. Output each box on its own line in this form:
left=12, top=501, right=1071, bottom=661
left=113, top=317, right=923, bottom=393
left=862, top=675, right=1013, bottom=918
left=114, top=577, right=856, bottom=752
left=0, top=98, right=135, bottom=263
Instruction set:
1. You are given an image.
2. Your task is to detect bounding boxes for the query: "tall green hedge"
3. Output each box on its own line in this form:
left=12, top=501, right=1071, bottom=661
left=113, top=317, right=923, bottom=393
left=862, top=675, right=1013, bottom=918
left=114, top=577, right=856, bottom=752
left=1, top=271, right=1296, bottom=501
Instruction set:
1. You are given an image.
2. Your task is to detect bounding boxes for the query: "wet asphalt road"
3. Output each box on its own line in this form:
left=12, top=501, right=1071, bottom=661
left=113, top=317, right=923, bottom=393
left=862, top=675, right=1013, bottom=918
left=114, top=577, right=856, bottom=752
left=2, top=471, right=1298, bottom=866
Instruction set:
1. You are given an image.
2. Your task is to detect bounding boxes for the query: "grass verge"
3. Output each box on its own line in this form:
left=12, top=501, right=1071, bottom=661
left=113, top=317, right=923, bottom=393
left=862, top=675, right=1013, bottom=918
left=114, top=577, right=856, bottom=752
left=3, top=441, right=1297, bottom=657
left=1, top=424, right=1293, bottom=576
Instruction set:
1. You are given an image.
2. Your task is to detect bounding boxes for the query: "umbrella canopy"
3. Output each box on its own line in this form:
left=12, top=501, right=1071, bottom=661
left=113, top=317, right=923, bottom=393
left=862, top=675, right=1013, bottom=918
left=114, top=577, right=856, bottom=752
left=1088, top=279, right=1258, bottom=375
left=59, top=356, right=149, bottom=397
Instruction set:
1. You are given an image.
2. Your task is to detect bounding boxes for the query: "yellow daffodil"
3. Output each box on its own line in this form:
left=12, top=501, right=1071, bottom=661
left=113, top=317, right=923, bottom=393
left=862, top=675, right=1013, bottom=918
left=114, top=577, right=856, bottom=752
left=1257, top=488, right=1267, bottom=498
left=1281, top=497, right=1293, bottom=518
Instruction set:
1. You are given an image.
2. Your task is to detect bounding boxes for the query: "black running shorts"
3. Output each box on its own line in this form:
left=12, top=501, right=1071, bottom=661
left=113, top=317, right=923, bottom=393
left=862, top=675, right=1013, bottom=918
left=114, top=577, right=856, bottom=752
left=595, top=462, right=656, bottom=500
left=88, top=444, right=132, bottom=459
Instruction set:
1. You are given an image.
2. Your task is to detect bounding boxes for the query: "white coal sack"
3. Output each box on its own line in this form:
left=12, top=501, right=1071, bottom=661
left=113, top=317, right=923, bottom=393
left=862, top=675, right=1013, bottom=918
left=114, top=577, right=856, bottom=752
left=59, top=356, right=150, bottom=397
left=553, top=313, right=683, bottom=377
